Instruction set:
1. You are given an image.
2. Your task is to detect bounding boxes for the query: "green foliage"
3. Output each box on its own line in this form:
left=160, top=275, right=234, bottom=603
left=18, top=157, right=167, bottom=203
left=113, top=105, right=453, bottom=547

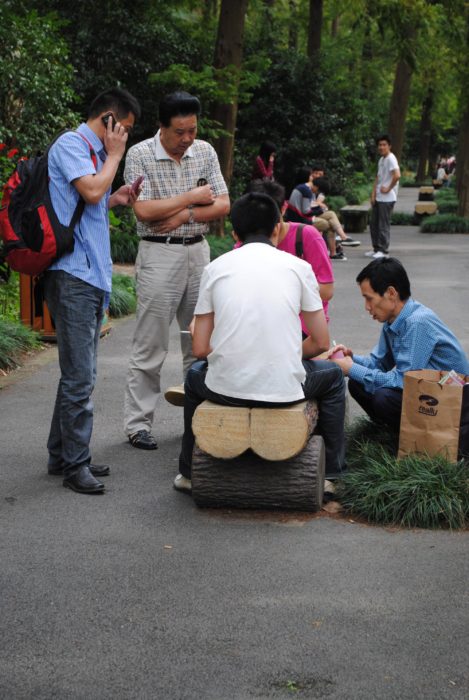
left=109, top=208, right=139, bottom=263
left=327, top=195, right=347, bottom=212
left=420, top=214, right=469, bottom=233
left=206, top=234, right=233, bottom=260
left=391, top=212, right=416, bottom=225
left=435, top=188, right=458, bottom=203
left=436, top=200, right=458, bottom=214
left=0, top=5, right=79, bottom=153
left=0, top=271, right=20, bottom=321
left=109, top=274, right=136, bottom=318
left=338, top=418, right=469, bottom=529
left=0, top=319, right=40, bottom=371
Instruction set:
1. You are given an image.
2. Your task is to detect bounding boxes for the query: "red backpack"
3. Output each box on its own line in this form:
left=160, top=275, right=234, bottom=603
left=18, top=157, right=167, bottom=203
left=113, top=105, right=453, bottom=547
left=0, top=132, right=97, bottom=275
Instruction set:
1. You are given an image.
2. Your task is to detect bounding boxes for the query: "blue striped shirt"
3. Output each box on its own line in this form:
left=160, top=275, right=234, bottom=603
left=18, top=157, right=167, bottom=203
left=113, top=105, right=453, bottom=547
left=349, top=298, right=469, bottom=392
left=48, top=123, right=112, bottom=294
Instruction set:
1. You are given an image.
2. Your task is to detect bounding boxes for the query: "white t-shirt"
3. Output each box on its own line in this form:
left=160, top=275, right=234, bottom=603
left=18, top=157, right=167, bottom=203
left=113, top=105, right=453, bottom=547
left=194, top=242, right=323, bottom=402
left=376, top=152, right=399, bottom=203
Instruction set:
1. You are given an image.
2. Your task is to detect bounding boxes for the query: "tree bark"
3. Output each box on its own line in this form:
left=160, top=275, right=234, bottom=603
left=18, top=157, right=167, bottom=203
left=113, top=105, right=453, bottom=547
left=387, top=57, right=413, bottom=163
left=211, top=0, right=249, bottom=186
left=307, top=0, right=323, bottom=61
left=457, top=102, right=469, bottom=217
left=416, top=88, right=434, bottom=183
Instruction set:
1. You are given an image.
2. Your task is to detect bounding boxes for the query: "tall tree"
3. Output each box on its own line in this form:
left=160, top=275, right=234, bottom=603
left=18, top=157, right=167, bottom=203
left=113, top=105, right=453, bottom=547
left=307, top=0, right=323, bottom=61
left=211, top=0, right=249, bottom=184
left=415, top=87, right=434, bottom=182
left=387, top=54, right=414, bottom=162
left=456, top=8, right=469, bottom=216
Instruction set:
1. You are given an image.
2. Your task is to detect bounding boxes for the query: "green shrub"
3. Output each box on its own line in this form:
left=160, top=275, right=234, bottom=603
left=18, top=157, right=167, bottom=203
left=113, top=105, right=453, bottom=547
left=109, top=274, right=136, bottom=318
left=206, top=234, right=234, bottom=260
left=337, top=418, right=469, bottom=529
left=342, top=183, right=371, bottom=205
left=436, top=200, right=458, bottom=214
left=434, top=188, right=457, bottom=202
left=0, top=319, right=40, bottom=371
left=420, top=214, right=469, bottom=233
left=0, top=271, right=20, bottom=321
left=109, top=208, right=139, bottom=263
left=327, top=195, right=347, bottom=212
left=391, top=212, right=416, bottom=226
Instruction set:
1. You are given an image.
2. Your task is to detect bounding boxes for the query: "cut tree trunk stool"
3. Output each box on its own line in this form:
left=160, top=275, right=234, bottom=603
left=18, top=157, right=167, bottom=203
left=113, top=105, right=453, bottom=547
left=415, top=201, right=438, bottom=218
left=191, top=400, right=325, bottom=512
left=418, top=186, right=435, bottom=201
left=340, top=204, right=370, bottom=233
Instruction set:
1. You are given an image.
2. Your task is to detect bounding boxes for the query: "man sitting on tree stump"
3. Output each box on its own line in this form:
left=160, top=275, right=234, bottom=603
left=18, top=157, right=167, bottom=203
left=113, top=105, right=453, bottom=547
left=174, top=192, right=347, bottom=494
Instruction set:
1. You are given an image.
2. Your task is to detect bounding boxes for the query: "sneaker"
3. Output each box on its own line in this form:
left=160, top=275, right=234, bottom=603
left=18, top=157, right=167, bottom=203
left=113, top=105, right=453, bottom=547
left=372, top=251, right=388, bottom=259
left=364, top=250, right=375, bottom=257
left=330, top=252, right=347, bottom=261
left=164, top=384, right=185, bottom=407
left=341, top=236, right=360, bottom=247
left=173, top=473, right=192, bottom=493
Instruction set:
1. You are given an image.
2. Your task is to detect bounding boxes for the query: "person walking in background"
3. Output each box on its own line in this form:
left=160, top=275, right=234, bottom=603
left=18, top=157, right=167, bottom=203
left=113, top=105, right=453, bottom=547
left=367, top=134, right=400, bottom=260
left=124, top=91, right=230, bottom=450
left=45, top=87, right=141, bottom=494
left=251, top=141, right=276, bottom=180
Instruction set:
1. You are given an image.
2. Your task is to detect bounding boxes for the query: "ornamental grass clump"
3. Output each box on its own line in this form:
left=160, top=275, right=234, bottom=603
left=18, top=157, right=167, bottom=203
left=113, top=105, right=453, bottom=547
left=337, top=418, right=469, bottom=529
left=108, top=274, right=136, bottom=318
left=420, top=214, right=469, bottom=233
left=0, top=319, right=40, bottom=370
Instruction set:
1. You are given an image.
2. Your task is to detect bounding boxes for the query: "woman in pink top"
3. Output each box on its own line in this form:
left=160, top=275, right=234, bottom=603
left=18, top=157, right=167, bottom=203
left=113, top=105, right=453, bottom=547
left=251, top=141, right=276, bottom=180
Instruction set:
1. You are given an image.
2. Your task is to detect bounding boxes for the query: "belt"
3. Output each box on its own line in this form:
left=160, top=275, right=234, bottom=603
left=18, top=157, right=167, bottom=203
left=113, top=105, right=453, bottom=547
left=141, top=235, right=204, bottom=246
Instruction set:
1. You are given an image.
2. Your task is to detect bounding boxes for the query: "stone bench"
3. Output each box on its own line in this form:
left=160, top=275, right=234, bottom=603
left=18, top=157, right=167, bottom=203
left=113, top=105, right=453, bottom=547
left=340, top=204, right=370, bottom=233
left=415, top=201, right=438, bottom=218
left=191, top=400, right=325, bottom=511
left=418, top=186, right=435, bottom=201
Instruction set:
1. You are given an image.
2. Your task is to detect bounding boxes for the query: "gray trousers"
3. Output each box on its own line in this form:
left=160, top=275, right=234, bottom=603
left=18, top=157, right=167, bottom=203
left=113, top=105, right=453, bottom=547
left=124, top=238, right=210, bottom=436
left=370, top=201, right=394, bottom=253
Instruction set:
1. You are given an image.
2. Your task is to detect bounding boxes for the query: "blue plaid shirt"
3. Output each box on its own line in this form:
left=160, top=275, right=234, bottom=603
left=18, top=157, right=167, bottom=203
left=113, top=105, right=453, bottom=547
left=349, top=298, right=469, bottom=392
left=48, top=123, right=112, bottom=296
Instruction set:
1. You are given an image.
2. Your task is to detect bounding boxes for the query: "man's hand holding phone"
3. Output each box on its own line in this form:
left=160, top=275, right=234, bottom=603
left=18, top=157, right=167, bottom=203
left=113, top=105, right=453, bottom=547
left=131, top=175, right=144, bottom=195
left=102, top=112, right=128, bottom=160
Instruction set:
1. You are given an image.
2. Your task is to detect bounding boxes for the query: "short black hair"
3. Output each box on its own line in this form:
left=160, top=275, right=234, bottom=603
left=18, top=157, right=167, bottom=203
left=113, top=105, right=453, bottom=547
left=159, top=91, right=201, bottom=127
left=356, top=257, right=411, bottom=300
left=231, top=192, right=280, bottom=241
left=88, top=87, right=141, bottom=121
left=312, top=177, right=330, bottom=195
left=247, top=179, right=285, bottom=211
left=376, top=133, right=392, bottom=145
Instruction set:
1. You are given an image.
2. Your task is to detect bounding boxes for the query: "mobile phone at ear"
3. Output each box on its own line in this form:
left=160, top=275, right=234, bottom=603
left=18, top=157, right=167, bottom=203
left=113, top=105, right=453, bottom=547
left=131, top=175, right=144, bottom=194
left=102, top=112, right=116, bottom=129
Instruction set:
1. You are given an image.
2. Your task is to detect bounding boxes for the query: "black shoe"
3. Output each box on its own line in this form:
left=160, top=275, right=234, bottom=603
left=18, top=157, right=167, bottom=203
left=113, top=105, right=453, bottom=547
left=63, top=466, right=105, bottom=494
left=48, top=463, right=110, bottom=477
left=128, top=430, right=158, bottom=450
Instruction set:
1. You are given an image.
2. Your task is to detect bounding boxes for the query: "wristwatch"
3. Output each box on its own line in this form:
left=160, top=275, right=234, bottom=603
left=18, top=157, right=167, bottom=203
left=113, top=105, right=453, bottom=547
left=187, top=205, right=195, bottom=225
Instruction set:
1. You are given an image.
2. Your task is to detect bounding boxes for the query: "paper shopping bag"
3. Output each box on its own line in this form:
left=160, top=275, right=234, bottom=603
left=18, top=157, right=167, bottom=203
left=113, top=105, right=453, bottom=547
left=398, top=369, right=469, bottom=462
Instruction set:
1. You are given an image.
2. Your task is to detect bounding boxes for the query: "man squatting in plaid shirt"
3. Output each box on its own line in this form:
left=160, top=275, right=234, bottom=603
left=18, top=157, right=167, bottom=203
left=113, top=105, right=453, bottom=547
left=123, top=92, right=230, bottom=450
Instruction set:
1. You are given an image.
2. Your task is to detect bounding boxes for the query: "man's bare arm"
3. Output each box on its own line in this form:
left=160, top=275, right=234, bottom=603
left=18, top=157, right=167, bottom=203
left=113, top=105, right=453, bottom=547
left=192, top=312, right=214, bottom=359
left=302, top=309, right=330, bottom=358
left=133, top=185, right=216, bottom=223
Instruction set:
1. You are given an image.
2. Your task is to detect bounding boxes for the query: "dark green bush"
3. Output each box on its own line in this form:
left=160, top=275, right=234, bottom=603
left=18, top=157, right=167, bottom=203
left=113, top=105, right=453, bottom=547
left=327, top=195, right=347, bottom=212
left=420, top=214, right=469, bottom=233
left=206, top=234, right=234, bottom=260
left=391, top=212, right=416, bottom=226
left=337, top=418, right=469, bottom=529
left=109, top=274, right=136, bottom=318
left=0, top=319, right=40, bottom=371
left=109, top=208, right=139, bottom=263
left=436, top=201, right=458, bottom=214
left=434, top=188, right=457, bottom=202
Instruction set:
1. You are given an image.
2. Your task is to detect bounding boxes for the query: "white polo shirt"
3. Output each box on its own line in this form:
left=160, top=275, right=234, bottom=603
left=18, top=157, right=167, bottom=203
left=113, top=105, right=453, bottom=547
left=194, top=241, right=323, bottom=402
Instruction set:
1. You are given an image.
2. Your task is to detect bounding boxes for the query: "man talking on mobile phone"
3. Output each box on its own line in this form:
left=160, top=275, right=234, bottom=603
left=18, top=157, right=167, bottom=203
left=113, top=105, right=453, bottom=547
left=44, top=87, right=141, bottom=494
left=123, top=91, right=230, bottom=450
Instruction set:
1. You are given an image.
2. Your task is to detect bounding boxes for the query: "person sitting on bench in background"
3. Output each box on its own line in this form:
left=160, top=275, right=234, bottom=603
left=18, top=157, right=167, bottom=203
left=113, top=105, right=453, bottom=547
left=327, top=257, right=469, bottom=432
left=174, top=192, right=347, bottom=494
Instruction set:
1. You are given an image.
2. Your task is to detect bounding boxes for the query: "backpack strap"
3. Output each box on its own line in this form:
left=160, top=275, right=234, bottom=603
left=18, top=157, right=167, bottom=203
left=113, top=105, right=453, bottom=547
left=67, top=132, right=98, bottom=230
left=295, top=224, right=305, bottom=259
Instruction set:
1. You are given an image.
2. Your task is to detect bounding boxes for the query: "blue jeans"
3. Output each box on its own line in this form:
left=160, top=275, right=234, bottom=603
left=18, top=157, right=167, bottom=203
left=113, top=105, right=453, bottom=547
left=179, top=359, right=346, bottom=478
left=44, top=271, right=105, bottom=477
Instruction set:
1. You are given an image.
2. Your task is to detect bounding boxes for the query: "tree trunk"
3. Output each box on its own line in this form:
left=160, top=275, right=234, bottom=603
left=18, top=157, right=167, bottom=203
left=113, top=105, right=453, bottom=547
left=288, top=0, right=298, bottom=49
left=416, top=87, right=434, bottom=183
left=307, top=0, right=323, bottom=61
left=331, top=14, right=340, bottom=38
left=387, top=57, right=413, bottom=163
left=211, top=0, right=249, bottom=186
left=457, top=102, right=469, bottom=217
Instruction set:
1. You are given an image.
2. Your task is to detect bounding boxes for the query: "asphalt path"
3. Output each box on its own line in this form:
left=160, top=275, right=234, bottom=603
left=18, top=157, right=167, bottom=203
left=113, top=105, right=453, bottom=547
left=1, top=189, right=468, bottom=699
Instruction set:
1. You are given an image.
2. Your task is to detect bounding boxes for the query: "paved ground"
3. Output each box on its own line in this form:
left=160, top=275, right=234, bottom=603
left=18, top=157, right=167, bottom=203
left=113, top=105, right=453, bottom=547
left=1, top=189, right=468, bottom=699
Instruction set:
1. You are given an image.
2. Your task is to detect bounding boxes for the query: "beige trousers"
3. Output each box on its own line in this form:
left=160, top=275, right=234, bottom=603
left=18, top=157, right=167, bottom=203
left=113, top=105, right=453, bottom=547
left=124, top=238, right=210, bottom=436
